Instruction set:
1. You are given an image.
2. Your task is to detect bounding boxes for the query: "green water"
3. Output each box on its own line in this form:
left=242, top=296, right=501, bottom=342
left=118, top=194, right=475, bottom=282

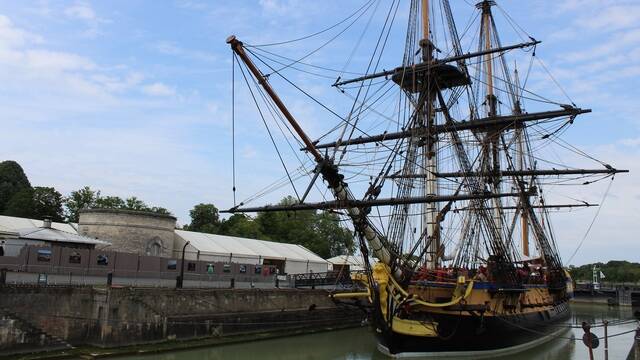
left=119, top=303, right=637, bottom=360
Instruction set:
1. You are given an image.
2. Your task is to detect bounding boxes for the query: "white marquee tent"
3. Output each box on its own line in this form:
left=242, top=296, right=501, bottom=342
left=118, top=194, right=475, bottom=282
left=175, top=230, right=329, bottom=274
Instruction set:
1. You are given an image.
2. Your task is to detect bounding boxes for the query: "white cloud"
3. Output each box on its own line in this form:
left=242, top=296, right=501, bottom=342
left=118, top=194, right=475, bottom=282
left=582, top=4, right=640, bottom=31
left=0, top=14, right=146, bottom=103
left=154, top=41, right=216, bottom=62
left=91, top=72, right=144, bottom=92
left=174, top=0, right=208, bottom=11
left=63, top=1, right=108, bottom=38
left=142, top=82, right=176, bottom=97
left=24, top=49, right=95, bottom=71
left=619, top=137, right=640, bottom=147
left=0, top=15, right=42, bottom=47
left=64, top=1, right=97, bottom=21
left=242, top=145, right=257, bottom=159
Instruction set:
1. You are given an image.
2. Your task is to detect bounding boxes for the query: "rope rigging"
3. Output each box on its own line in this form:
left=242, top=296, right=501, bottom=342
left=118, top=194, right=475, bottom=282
left=235, top=53, right=302, bottom=202
left=247, top=0, right=376, bottom=47
left=226, top=0, right=626, bottom=286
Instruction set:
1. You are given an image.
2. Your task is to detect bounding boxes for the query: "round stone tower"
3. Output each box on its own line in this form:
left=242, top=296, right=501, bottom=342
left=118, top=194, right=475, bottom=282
left=78, top=209, right=177, bottom=257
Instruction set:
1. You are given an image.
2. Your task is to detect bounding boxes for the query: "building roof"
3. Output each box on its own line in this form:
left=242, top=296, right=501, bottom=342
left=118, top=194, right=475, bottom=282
left=16, top=227, right=110, bottom=246
left=175, top=230, right=327, bottom=264
left=0, top=222, right=17, bottom=235
left=0, top=215, right=77, bottom=233
left=0, top=215, right=108, bottom=246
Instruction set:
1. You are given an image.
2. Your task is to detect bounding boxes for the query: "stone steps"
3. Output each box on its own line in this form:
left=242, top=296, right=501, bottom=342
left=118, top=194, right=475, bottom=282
left=0, top=307, right=73, bottom=352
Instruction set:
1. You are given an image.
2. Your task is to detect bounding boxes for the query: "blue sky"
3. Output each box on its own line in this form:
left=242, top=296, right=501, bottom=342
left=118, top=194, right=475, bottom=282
left=0, top=0, right=638, bottom=265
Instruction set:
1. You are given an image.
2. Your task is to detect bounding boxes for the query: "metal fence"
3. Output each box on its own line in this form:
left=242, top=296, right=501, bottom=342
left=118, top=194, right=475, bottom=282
left=0, top=244, right=277, bottom=288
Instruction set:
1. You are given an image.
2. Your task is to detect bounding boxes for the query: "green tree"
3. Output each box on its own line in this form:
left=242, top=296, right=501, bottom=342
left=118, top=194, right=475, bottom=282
left=65, top=186, right=100, bottom=222
left=94, top=195, right=125, bottom=209
left=124, top=196, right=148, bottom=211
left=65, top=187, right=172, bottom=219
left=0, top=160, right=31, bottom=213
left=316, top=211, right=355, bottom=257
left=219, top=214, right=264, bottom=239
left=187, top=203, right=221, bottom=233
left=255, top=196, right=355, bottom=258
left=568, top=261, right=640, bottom=283
left=3, top=188, right=34, bottom=218
left=31, top=187, right=64, bottom=221
left=3, top=186, right=64, bottom=221
left=149, top=206, right=172, bottom=216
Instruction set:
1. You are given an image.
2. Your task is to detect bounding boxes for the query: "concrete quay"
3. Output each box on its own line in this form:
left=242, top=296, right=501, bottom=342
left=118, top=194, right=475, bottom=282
left=0, top=285, right=365, bottom=358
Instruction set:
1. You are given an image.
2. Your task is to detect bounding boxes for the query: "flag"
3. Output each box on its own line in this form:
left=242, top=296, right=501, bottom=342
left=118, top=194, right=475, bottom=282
left=599, top=271, right=606, bottom=279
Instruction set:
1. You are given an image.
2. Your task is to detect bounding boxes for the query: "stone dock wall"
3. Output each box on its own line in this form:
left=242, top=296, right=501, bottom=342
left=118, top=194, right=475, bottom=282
left=0, top=286, right=364, bottom=355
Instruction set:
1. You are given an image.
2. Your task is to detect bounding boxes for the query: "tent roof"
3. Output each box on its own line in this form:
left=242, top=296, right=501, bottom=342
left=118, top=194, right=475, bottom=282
left=175, top=230, right=327, bottom=264
left=326, top=254, right=366, bottom=266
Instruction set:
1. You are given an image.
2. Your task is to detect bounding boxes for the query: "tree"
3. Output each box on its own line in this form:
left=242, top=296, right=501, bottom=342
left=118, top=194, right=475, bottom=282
left=219, top=214, right=264, bottom=239
left=65, top=186, right=100, bottom=222
left=3, top=188, right=34, bottom=218
left=31, top=187, right=64, bottom=221
left=568, top=261, right=640, bottom=283
left=187, top=203, right=221, bottom=233
left=4, top=186, right=64, bottom=221
left=65, top=188, right=173, bottom=218
left=315, top=211, right=355, bottom=257
left=255, top=196, right=355, bottom=258
left=149, top=206, right=172, bottom=216
left=94, top=195, right=125, bottom=209
left=124, top=196, right=148, bottom=211
left=0, top=160, right=31, bottom=213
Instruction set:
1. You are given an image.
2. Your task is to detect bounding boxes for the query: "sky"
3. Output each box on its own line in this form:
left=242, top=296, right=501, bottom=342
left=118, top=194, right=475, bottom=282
left=0, top=0, right=638, bottom=266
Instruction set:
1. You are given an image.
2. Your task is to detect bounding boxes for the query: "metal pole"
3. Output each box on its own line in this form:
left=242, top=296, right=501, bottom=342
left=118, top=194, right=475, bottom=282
left=635, top=326, right=640, bottom=360
left=603, top=320, right=608, bottom=360
left=177, top=241, right=190, bottom=289
left=582, top=322, right=594, bottom=360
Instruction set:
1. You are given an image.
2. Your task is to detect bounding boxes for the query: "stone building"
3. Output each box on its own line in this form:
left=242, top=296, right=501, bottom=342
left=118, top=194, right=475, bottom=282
left=78, top=209, right=176, bottom=257
left=0, top=216, right=109, bottom=257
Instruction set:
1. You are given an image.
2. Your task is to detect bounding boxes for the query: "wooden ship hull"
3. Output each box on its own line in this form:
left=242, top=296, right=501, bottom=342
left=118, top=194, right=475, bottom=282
left=376, top=303, right=570, bottom=356
left=344, top=264, right=574, bottom=356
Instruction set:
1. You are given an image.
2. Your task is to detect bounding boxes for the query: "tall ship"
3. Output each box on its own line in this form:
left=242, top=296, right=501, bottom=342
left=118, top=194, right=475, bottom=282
left=224, top=0, right=627, bottom=357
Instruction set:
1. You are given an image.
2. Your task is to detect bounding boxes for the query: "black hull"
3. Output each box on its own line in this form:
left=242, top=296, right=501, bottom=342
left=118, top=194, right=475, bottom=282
left=377, top=301, right=571, bottom=356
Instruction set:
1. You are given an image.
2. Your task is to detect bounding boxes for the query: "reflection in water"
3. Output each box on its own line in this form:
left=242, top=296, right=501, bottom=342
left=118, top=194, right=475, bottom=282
left=120, top=303, right=636, bottom=360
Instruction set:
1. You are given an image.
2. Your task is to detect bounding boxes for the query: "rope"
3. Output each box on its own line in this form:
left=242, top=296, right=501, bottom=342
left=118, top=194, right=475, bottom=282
left=236, top=55, right=301, bottom=201
left=231, top=52, right=237, bottom=207
left=535, top=56, right=576, bottom=106
left=260, top=0, right=378, bottom=77
left=566, top=176, right=615, bottom=264
left=248, top=0, right=375, bottom=47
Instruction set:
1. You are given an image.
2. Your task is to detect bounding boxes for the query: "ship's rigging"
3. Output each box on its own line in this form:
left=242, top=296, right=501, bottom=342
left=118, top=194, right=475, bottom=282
left=224, top=2, right=630, bottom=353
left=224, top=0, right=627, bottom=288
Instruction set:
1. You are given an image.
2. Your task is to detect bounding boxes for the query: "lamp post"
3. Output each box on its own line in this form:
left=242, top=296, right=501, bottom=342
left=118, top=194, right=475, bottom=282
left=177, top=241, right=190, bottom=289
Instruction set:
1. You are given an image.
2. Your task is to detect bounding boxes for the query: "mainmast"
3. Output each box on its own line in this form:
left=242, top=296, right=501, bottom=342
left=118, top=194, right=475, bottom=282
left=420, top=0, right=440, bottom=269
left=479, top=0, right=504, bottom=242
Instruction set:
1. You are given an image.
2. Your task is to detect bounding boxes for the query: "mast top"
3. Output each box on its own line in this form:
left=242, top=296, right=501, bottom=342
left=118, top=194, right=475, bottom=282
left=476, top=0, right=496, bottom=11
